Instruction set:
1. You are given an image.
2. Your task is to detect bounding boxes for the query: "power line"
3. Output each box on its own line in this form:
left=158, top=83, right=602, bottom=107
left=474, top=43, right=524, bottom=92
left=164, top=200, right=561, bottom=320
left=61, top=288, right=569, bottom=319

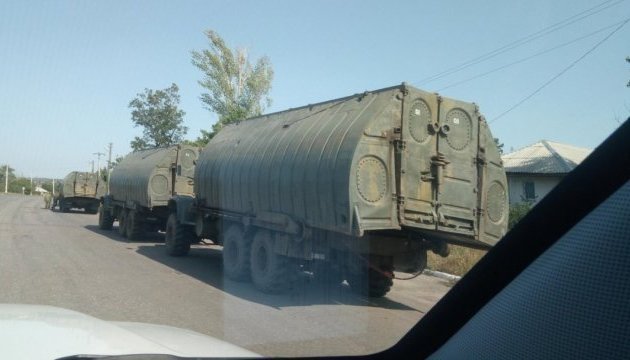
left=418, top=0, right=625, bottom=85
left=437, top=19, right=628, bottom=91
left=420, top=0, right=622, bottom=84
left=490, top=18, right=630, bottom=124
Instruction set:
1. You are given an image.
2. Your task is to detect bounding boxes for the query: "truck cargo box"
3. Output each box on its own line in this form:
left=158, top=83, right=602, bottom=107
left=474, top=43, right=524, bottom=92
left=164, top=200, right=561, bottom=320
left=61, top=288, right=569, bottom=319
left=110, top=145, right=197, bottom=209
left=61, top=171, right=105, bottom=199
left=195, top=84, right=507, bottom=248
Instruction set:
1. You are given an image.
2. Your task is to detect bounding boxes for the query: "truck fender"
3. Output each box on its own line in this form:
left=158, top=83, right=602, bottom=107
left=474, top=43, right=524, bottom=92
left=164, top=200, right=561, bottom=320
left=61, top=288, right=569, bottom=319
left=168, top=195, right=196, bottom=225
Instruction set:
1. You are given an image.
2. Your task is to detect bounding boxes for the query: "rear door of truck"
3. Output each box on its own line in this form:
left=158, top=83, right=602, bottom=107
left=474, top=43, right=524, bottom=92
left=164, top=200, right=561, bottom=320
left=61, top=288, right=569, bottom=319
left=174, top=146, right=197, bottom=196
left=398, top=88, right=440, bottom=231
left=434, top=98, right=479, bottom=237
left=399, top=88, right=480, bottom=238
left=76, top=172, right=89, bottom=197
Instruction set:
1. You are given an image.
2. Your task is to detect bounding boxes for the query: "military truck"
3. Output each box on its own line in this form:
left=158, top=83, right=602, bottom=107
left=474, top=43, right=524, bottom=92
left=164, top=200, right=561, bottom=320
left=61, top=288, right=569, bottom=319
left=57, top=171, right=105, bottom=213
left=168, top=83, right=508, bottom=297
left=98, top=144, right=198, bottom=241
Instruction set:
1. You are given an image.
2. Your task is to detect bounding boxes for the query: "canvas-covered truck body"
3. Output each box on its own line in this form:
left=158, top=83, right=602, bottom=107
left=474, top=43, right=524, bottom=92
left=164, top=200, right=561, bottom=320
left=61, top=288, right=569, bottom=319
left=58, top=171, right=105, bottom=213
left=168, top=83, right=508, bottom=297
left=98, top=144, right=198, bottom=240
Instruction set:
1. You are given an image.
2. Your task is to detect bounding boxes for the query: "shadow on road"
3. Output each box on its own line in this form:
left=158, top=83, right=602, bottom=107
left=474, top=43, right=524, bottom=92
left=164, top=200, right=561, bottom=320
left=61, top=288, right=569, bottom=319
left=85, top=224, right=165, bottom=243
left=84, top=224, right=419, bottom=312
left=136, top=243, right=419, bottom=312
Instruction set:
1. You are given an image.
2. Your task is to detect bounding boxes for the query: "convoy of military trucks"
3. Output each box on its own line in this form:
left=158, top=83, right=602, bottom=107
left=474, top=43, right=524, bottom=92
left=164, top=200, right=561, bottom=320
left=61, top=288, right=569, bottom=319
left=63, top=83, right=508, bottom=297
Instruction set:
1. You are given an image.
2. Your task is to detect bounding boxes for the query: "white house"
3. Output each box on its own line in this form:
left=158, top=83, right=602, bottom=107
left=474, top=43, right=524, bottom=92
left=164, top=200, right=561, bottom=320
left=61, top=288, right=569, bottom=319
left=502, top=140, right=591, bottom=206
left=34, top=186, right=49, bottom=194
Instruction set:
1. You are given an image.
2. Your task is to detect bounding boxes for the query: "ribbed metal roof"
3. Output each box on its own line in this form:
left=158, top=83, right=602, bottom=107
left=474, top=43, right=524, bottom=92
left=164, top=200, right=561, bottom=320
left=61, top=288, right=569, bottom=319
left=502, top=140, right=591, bottom=174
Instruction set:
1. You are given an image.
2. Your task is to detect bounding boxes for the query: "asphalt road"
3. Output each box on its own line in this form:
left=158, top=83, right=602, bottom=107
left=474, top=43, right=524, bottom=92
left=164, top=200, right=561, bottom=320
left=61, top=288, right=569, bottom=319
left=0, top=194, right=452, bottom=357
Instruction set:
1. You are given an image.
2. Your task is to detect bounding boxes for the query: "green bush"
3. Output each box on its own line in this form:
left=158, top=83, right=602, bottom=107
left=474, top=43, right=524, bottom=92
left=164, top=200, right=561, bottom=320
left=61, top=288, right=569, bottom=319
left=427, top=202, right=533, bottom=276
left=509, top=202, right=533, bottom=229
left=427, top=246, right=487, bottom=276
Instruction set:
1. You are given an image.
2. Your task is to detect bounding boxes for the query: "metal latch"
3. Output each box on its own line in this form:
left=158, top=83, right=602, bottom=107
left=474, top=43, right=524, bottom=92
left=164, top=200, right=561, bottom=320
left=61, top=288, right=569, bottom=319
left=394, top=139, right=407, bottom=152
left=431, top=152, right=450, bottom=185
left=420, top=170, right=434, bottom=182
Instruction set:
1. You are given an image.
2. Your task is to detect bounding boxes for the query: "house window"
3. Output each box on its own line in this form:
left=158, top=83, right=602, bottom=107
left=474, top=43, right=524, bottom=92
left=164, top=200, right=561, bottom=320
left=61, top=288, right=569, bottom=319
left=523, top=181, right=536, bottom=201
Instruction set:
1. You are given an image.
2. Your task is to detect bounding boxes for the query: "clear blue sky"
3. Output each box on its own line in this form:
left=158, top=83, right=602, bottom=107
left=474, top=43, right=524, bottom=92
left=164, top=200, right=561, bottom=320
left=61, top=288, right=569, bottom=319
left=0, top=0, right=628, bottom=178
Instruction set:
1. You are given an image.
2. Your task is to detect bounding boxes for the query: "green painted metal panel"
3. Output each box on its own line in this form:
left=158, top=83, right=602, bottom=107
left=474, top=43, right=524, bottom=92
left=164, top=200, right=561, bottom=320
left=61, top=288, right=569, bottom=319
left=61, top=171, right=104, bottom=199
left=110, top=145, right=198, bottom=208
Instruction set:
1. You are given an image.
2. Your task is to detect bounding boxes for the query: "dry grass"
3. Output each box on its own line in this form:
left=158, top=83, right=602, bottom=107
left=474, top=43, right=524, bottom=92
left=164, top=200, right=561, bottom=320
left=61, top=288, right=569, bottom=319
left=427, top=245, right=488, bottom=277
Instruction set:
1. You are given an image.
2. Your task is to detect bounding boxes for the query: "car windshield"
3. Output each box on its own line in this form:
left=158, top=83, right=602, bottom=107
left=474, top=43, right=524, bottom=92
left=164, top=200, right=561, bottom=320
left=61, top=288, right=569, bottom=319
left=0, top=0, right=627, bottom=357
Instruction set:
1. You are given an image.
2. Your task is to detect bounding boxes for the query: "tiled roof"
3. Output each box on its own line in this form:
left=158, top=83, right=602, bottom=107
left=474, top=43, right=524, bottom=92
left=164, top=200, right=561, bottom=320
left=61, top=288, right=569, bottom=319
left=501, top=140, right=591, bottom=174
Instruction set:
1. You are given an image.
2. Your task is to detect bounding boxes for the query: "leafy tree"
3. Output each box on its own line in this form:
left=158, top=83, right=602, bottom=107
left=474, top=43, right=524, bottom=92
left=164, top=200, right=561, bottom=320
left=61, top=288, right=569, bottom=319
left=184, top=129, right=215, bottom=147
left=9, top=177, right=32, bottom=195
left=41, top=182, right=53, bottom=192
left=99, top=167, right=109, bottom=182
left=100, top=156, right=124, bottom=182
left=191, top=30, right=274, bottom=145
left=129, top=83, right=188, bottom=151
left=494, top=137, right=504, bottom=154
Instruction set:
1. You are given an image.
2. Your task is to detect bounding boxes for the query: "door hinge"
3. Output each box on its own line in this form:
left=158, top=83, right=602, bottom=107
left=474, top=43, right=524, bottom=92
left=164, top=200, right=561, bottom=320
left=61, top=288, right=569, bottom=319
left=394, top=139, right=407, bottom=152
left=397, top=195, right=406, bottom=205
left=475, top=152, right=487, bottom=165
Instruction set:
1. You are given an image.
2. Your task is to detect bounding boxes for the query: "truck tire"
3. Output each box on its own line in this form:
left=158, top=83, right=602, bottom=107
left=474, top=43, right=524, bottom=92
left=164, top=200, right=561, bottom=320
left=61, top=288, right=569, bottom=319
left=250, top=230, right=291, bottom=293
left=347, top=264, right=394, bottom=298
left=126, top=210, right=144, bottom=241
left=60, top=199, right=69, bottom=213
left=165, top=214, right=193, bottom=257
left=98, top=205, right=114, bottom=230
left=118, top=208, right=128, bottom=237
left=221, top=224, right=251, bottom=281
left=86, top=205, right=99, bottom=214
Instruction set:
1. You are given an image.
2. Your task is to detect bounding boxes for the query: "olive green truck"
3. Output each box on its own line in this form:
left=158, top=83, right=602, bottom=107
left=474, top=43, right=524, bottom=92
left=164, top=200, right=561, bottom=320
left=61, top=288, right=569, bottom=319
left=102, top=83, right=508, bottom=297
left=57, top=171, right=105, bottom=213
left=98, top=145, right=198, bottom=240
left=168, top=83, right=508, bottom=297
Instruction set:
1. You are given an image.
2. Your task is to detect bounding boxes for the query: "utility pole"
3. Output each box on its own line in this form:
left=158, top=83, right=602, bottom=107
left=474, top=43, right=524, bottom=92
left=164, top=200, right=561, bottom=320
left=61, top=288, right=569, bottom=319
left=4, top=165, right=8, bottom=194
left=52, top=178, right=55, bottom=194
left=30, top=176, right=33, bottom=196
left=90, top=160, right=94, bottom=174
left=106, top=143, right=112, bottom=194
left=93, top=152, right=105, bottom=179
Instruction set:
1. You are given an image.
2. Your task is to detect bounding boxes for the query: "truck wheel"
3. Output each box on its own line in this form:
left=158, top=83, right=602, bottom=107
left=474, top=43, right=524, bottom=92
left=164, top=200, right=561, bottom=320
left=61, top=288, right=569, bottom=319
left=221, top=224, right=251, bottom=281
left=416, top=250, right=428, bottom=273
left=118, top=208, right=128, bottom=237
left=347, top=264, right=394, bottom=298
left=86, top=205, right=99, bottom=215
left=98, top=205, right=114, bottom=230
left=165, top=214, right=193, bottom=256
left=126, top=210, right=144, bottom=241
left=250, top=230, right=291, bottom=293
left=60, top=200, right=69, bottom=213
